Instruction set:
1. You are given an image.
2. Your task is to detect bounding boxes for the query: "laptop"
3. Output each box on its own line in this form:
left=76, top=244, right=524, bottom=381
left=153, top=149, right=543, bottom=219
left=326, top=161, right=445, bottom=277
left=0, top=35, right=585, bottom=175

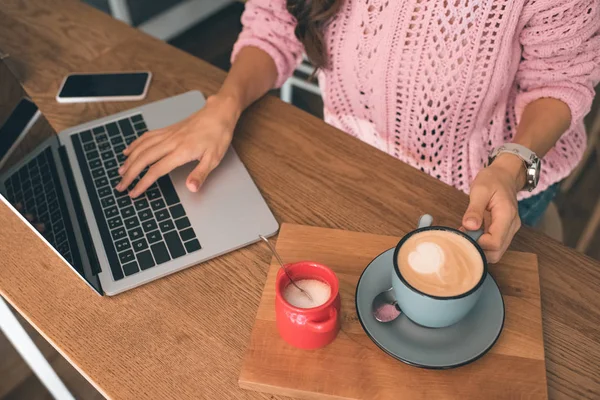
left=0, top=61, right=279, bottom=295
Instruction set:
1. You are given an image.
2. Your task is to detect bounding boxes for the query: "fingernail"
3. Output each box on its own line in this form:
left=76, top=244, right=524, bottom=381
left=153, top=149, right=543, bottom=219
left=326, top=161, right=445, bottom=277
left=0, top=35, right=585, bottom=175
left=116, top=183, right=123, bottom=191
left=189, top=180, right=199, bottom=192
left=466, top=218, right=478, bottom=227
left=118, top=166, right=125, bottom=174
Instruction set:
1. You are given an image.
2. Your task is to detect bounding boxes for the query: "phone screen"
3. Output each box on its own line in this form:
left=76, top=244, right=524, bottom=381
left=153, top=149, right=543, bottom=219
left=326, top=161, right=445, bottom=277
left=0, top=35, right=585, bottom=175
left=58, top=72, right=150, bottom=98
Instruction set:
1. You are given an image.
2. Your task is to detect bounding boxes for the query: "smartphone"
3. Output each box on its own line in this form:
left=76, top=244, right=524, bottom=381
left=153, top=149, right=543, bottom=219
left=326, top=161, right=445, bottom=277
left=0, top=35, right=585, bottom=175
left=56, top=71, right=152, bottom=103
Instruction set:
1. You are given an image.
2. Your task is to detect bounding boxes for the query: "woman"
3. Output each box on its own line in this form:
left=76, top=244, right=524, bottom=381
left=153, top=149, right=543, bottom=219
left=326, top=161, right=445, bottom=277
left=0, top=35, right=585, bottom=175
left=117, top=0, right=600, bottom=262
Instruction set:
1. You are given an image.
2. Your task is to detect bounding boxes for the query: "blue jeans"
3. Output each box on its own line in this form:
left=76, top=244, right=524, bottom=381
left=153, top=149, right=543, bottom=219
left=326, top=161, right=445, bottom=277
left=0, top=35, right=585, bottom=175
left=518, top=184, right=560, bottom=227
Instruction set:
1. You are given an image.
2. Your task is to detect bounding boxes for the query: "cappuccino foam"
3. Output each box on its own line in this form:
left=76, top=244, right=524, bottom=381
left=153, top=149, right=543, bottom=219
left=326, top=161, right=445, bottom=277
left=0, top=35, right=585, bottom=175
left=397, top=230, right=483, bottom=297
left=283, top=279, right=331, bottom=309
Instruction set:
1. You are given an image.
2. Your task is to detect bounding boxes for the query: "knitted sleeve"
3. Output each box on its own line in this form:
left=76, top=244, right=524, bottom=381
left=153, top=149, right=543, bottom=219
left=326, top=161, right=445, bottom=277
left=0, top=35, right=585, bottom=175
left=231, top=0, right=304, bottom=88
left=516, top=0, right=600, bottom=126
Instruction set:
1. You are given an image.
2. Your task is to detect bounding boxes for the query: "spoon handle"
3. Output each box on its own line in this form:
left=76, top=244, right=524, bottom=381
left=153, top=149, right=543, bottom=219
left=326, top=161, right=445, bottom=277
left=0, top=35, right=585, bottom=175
left=258, top=235, right=313, bottom=300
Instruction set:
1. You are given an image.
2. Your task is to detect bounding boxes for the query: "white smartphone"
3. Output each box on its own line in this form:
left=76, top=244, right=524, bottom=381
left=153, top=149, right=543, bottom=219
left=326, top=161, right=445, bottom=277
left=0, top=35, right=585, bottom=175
left=56, top=71, right=152, bottom=103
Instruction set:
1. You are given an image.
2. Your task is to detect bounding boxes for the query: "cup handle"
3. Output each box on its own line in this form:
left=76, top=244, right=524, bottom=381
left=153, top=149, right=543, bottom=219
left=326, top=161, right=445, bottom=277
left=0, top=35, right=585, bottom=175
left=417, top=214, right=433, bottom=229
left=306, top=308, right=338, bottom=333
left=466, top=229, right=484, bottom=242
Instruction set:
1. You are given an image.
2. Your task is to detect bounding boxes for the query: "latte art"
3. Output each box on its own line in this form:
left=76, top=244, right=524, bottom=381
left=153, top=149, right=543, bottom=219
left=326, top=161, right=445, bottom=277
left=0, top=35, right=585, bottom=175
left=398, top=230, right=483, bottom=297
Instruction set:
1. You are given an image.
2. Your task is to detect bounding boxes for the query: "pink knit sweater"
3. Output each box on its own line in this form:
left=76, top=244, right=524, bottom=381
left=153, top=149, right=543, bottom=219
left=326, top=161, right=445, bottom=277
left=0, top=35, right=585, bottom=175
left=232, top=0, right=600, bottom=198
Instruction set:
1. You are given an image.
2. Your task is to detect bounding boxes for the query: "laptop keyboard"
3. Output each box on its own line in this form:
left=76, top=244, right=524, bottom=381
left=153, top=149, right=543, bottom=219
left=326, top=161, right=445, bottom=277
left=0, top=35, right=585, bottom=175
left=71, top=114, right=201, bottom=281
left=3, top=147, right=78, bottom=265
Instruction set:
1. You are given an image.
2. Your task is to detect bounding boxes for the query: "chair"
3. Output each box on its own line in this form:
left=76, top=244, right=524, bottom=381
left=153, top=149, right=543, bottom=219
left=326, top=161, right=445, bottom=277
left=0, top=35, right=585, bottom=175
left=560, top=109, right=600, bottom=252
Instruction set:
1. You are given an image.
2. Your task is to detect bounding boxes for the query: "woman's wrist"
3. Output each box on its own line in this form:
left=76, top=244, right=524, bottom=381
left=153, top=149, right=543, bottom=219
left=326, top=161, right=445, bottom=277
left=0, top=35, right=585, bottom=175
left=488, top=153, right=527, bottom=192
left=207, top=91, right=244, bottom=123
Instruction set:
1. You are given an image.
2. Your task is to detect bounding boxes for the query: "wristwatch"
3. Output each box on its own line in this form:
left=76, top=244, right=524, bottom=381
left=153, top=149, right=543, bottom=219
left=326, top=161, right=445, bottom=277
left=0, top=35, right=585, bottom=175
left=489, top=143, right=541, bottom=192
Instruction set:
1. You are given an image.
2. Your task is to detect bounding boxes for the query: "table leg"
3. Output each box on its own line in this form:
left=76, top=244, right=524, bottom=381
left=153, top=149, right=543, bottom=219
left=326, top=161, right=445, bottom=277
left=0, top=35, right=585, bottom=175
left=0, top=296, right=75, bottom=400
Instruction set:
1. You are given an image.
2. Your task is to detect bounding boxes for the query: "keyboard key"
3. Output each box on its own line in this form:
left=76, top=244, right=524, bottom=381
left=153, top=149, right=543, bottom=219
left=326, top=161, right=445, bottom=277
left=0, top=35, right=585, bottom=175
left=118, top=118, right=134, bottom=136
left=175, top=217, right=191, bottom=230
left=19, top=168, right=28, bottom=180
left=125, top=135, right=136, bottom=145
left=94, top=177, right=108, bottom=188
left=104, top=206, right=119, bottom=219
left=84, top=142, right=96, bottom=152
left=107, top=168, right=120, bottom=179
left=98, top=142, right=111, bottom=152
left=150, top=242, right=170, bottom=264
left=131, top=114, right=143, bottom=123
left=104, top=159, right=118, bottom=169
left=117, top=153, right=126, bottom=164
left=111, top=227, right=127, bottom=241
left=154, top=209, right=170, bottom=221
left=117, top=196, right=132, bottom=208
left=57, top=242, right=70, bottom=255
left=124, top=216, right=140, bottom=229
left=50, top=209, right=61, bottom=223
left=98, top=186, right=112, bottom=198
left=179, top=228, right=196, bottom=242
left=147, top=230, right=162, bottom=244
left=110, top=177, right=121, bottom=188
left=106, top=122, right=120, bottom=137
left=115, top=238, right=131, bottom=252
left=114, top=144, right=126, bottom=154
left=91, top=168, right=105, bottom=179
left=107, top=216, right=123, bottom=229
left=118, top=249, right=135, bottom=264
left=121, top=206, right=135, bottom=219
left=122, top=261, right=139, bottom=276
left=128, top=227, right=144, bottom=241
left=157, top=176, right=180, bottom=205
left=101, top=196, right=116, bottom=208
left=114, top=188, right=128, bottom=198
left=93, top=126, right=105, bottom=135
left=101, top=151, right=114, bottom=161
left=146, top=189, right=161, bottom=200
left=169, top=204, right=185, bottom=219
left=87, top=150, right=99, bottom=160
left=137, top=250, right=155, bottom=270
left=110, top=136, right=124, bottom=146
left=164, top=231, right=185, bottom=259
left=134, top=199, right=149, bottom=211
left=55, top=230, right=67, bottom=245
left=39, top=213, right=50, bottom=225
left=138, top=209, right=153, bottom=221
left=96, top=134, right=108, bottom=143
left=89, top=159, right=102, bottom=169
left=48, top=201, right=59, bottom=213
left=184, top=239, right=201, bottom=253
left=150, top=199, right=166, bottom=211
left=142, top=219, right=158, bottom=233
left=132, top=238, right=148, bottom=252
left=134, top=122, right=147, bottom=131
left=80, top=130, right=93, bottom=142
left=159, top=220, right=175, bottom=233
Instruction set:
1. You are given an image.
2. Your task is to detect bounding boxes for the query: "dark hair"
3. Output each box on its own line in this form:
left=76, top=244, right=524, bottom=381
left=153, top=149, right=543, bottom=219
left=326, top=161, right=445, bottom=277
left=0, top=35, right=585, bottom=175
left=286, top=0, right=343, bottom=70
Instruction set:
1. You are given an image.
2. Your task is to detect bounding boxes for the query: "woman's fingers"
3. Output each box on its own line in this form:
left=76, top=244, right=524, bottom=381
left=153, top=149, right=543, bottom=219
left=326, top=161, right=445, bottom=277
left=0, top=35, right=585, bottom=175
left=117, top=141, right=174, bottom=191
left=129, top=153, right=184, bottom=198
left=478, top=201, right=519, bottom=263
left=119, top=134, right=165, bottom=175
left=123, top=128, right=162, bottom=156
left=185, top=154, right=214, bottom=192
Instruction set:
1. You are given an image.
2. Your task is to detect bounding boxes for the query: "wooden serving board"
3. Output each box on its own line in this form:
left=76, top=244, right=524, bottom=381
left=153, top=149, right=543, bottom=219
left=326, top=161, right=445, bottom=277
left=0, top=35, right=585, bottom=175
left=239, top=223, right=548, bottom=399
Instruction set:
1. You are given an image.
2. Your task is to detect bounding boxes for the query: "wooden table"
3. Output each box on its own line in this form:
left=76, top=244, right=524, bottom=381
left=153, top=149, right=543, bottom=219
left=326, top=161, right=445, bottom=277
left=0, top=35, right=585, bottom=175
left=0, top=1, right=598, bottom=399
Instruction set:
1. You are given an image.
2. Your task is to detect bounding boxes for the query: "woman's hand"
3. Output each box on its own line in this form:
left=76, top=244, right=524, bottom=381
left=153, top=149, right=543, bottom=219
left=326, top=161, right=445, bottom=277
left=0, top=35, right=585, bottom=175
left=461, top=154, right=526, bottom=263
left=116, top=94, right=241, bottom=198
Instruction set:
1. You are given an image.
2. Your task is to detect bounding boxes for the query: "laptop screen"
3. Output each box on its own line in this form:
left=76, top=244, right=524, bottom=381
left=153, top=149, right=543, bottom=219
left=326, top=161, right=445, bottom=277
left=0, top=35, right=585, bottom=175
left=0, top=61, right=103, bottom=294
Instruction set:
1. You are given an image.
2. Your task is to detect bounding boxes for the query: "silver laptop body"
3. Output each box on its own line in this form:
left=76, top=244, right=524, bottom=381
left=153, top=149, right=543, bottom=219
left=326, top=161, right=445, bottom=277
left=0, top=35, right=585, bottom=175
left=0, top=63, right=278, bottom=295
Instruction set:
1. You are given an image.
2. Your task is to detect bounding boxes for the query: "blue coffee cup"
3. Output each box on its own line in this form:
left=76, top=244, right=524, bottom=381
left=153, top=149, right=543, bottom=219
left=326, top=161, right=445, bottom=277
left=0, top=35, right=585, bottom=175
left=390, top=215, right=487, bottom=328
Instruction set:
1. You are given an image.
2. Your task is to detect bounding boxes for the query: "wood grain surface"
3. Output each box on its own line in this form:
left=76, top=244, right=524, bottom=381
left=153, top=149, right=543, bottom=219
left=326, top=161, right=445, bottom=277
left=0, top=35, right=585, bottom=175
left=0, top=1, right=599, bottom=399
left=240, top=223, right=547, bottom=399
